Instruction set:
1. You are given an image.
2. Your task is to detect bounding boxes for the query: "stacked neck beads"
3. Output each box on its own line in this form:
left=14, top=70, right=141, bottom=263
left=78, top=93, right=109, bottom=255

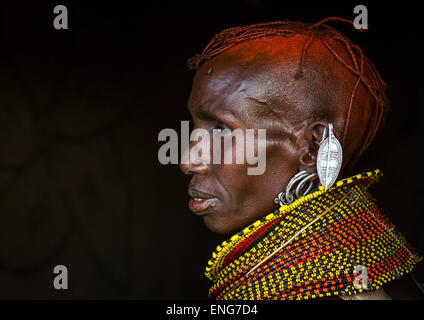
left=206, top=170, right=422, bottom=300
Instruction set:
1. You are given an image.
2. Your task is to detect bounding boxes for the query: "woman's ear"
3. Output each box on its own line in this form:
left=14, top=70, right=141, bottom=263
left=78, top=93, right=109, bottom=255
left=297, top=120, right=329, bottom=169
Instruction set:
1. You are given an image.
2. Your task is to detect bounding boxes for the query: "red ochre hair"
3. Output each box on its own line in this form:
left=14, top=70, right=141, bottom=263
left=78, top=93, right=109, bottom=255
left=188, top=17, right=388, bottom=157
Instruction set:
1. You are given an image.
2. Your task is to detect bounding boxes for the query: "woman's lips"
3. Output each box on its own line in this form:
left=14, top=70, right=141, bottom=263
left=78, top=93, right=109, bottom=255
left=188, top=188, right=218, bottom=215
left=188, top=197, right=217, bottom=215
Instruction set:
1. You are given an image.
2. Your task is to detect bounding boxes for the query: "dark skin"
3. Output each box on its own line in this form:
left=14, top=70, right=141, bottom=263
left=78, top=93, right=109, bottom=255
left=180, top=35, right=373, bottom=235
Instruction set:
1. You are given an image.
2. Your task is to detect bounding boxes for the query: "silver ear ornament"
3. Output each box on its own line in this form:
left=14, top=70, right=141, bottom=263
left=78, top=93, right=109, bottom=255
left=316, top=123, right=343, bottom=190
left=274, top=170, right=318, bottom=206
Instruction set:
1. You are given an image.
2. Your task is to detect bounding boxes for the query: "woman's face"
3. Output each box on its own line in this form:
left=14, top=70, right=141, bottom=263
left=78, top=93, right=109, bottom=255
left=180, top=35, right=371, bottom=235
left=180, top=55, right=302, bottom=235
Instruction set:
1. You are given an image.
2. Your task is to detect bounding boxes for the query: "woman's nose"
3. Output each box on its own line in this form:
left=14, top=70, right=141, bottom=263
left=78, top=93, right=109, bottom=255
left=179, top=146, right=209, bottom=175
left=180, top=161, right=209, bottom=175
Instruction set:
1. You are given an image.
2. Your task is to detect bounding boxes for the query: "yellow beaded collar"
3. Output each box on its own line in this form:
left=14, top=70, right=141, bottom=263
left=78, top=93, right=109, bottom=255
left=205, top=169, right=382, bottom=281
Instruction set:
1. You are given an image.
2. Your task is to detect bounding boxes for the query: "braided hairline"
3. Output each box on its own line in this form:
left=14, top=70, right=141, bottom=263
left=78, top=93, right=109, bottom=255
left=187, top=17, right=388, bottom=157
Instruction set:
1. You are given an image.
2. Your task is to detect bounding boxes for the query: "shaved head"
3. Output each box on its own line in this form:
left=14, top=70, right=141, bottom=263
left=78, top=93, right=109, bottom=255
left=192, top=34, right=375, bottom=168
left=189, top=19, right=388, bottom=163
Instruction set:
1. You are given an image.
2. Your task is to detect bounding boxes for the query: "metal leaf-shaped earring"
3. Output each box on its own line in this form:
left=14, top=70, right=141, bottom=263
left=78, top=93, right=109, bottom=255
left=316, top=123, right=343, bottom=190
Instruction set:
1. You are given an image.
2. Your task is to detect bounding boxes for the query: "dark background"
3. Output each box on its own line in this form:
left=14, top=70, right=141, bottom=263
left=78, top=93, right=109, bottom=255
left=0, top=0, right=422, bottom=299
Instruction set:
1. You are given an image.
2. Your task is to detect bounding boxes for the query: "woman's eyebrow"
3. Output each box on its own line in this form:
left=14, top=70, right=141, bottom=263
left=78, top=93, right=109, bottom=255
left=198, top=109, right=239, bottom=127
left=189, top=101, right=240, bottom=124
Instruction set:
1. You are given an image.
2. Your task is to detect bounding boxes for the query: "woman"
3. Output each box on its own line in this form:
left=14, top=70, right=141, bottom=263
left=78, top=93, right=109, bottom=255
left=180, top=18, right=423, bottom=300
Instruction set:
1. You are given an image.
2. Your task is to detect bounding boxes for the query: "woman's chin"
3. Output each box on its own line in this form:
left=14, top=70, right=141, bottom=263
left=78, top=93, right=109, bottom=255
left=203, top=214, right=239, bottom=235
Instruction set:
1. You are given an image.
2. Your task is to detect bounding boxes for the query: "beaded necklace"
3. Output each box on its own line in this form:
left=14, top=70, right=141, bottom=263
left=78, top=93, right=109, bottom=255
left=206, top=169, right=422, bottom=300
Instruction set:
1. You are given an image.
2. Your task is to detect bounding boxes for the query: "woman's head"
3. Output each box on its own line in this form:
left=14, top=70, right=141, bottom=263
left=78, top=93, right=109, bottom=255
left=180, top=19, right=388, bottom=235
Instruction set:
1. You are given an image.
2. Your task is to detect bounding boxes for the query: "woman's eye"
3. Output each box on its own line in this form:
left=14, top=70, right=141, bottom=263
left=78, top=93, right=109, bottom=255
left=213, top=124, right=233, bottom=134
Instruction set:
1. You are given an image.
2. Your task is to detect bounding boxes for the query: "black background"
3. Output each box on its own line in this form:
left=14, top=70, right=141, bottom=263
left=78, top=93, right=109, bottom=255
left=0, top=0, right=422, bottom=299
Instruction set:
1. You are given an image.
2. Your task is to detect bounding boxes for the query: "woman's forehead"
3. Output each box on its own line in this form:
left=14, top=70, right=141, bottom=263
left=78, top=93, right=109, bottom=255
left=189, top=55, right=298, bottom=120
